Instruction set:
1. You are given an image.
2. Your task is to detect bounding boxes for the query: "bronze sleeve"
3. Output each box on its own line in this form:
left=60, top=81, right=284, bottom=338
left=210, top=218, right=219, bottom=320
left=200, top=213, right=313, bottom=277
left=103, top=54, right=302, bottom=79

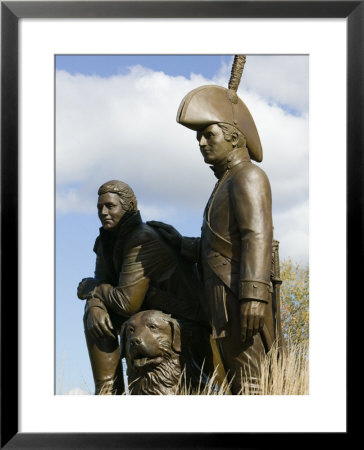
left=91, top=238, right=176, bottom=317
left=230, top=167, right=273, bottom=302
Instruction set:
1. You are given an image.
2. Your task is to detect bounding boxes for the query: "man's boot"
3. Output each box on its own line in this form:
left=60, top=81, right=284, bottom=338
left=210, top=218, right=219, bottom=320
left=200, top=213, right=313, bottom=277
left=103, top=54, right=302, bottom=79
left=84, top=328, right=125, bottom=395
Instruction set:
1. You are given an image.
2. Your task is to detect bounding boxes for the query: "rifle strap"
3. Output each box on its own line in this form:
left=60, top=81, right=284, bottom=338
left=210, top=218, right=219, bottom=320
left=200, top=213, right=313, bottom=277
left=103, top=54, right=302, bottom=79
left=203, top=219, right=240, bottom=262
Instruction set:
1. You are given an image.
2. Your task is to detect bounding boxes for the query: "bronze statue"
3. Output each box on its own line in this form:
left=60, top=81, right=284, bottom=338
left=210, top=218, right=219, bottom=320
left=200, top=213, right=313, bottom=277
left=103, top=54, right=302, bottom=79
left=77, top=180, right=214, bottom=394
left=120, top=310, right=182, bottom=395
left=149, top=56, right=284, bottom=394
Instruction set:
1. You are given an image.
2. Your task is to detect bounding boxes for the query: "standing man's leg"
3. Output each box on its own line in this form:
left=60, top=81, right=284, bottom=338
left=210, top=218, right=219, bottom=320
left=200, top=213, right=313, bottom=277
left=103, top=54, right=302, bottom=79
left=216, top=293, right=266, bottom=394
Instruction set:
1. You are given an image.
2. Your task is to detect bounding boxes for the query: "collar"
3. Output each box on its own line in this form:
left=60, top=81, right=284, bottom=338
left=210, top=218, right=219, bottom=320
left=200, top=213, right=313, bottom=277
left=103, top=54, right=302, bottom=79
left=210, top=147, right=250, bottom=179
left=99, top=210, right=142, bottom=241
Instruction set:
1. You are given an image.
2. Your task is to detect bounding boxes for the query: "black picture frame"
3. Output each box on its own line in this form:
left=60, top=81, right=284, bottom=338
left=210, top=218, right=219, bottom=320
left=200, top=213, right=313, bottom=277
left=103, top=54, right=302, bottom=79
left=1, top=1, right=359, bottom=448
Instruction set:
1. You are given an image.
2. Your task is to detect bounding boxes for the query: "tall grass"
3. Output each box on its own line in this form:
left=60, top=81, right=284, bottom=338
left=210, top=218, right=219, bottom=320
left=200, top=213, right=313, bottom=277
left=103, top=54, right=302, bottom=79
left=254, top=340, right=308, bottom=395
left=69, top=337, right=308, bottom=395
left=176, top=339, right=309, bottom=395
left=67, top=339, right=308, bottom=395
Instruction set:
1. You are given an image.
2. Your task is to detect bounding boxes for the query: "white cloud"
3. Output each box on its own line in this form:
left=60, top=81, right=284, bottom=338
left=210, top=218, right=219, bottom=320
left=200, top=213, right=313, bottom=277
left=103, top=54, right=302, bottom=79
left=66, top=387, right=89, bottom=395
left=273, top=200, right=309, bottom=263
left=56, top=57, right=308, bottom=261
left=213, top=55, right=309, bottom=114
left=56, top=188, right=95, bottom=214
left=138, top=203, right=178, bottom=222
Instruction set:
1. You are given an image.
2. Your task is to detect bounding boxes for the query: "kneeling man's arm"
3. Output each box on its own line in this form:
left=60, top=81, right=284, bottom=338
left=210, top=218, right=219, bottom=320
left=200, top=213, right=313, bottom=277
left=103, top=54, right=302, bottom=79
left=89, top=238, right=175, bottom=318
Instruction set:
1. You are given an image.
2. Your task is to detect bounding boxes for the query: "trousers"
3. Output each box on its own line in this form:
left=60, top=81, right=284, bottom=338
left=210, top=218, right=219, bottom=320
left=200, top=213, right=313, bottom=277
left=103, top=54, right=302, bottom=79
left=204, top=270, right=268, bottom=394
left=83, top=311, right=125, bottom=395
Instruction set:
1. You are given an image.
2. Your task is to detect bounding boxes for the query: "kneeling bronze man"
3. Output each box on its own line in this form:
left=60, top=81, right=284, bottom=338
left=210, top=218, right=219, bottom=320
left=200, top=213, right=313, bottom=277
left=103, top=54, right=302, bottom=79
left=77, top=180, right=213, bottom=394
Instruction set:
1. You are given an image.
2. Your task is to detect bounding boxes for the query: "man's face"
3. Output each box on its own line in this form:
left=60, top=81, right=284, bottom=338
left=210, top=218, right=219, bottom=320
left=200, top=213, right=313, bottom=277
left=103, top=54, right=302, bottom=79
left=97, top=193, right=125, bottom=230
left=196, top=124, right=233, bottom=165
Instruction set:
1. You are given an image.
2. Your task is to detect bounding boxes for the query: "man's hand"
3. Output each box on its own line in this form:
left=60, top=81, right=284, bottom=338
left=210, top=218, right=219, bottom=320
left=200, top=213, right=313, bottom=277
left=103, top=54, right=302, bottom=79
left=147, top=221, right=182, bottom=249
left=77, top=277, right=99, bottom=300
left=240, top=300, right=266, bottom=342
left=86, top=307, right=116, bottom=339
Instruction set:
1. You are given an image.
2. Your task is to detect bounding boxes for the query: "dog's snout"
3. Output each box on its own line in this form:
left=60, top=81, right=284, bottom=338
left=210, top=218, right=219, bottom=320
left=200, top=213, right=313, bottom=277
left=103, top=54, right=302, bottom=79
left=130, top=336, right=142, bottom=347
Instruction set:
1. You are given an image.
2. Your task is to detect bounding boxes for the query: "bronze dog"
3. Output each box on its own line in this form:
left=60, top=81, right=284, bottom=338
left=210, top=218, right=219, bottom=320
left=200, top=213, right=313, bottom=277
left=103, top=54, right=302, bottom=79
left=120, top=310, right=182, bottom=395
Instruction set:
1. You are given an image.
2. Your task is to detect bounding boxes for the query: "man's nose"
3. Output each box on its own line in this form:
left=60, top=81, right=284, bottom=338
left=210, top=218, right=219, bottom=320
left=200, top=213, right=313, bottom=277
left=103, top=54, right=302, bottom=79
left=100, top=205, right=108, bottom=216
left=199, top=135, right=207, bottom=146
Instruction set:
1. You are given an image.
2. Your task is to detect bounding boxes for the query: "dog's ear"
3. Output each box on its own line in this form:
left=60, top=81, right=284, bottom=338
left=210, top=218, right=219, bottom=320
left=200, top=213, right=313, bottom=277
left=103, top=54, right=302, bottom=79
left=119, top=320, right=128, bottom=359
left=167, top=318, right=181, bottom=354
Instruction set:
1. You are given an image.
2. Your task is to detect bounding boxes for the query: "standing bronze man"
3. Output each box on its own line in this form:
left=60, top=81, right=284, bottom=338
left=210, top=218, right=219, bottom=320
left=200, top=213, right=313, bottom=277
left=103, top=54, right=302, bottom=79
left=150, top=56, right=283, bottom=393
left=77, top=180, right=212, bottom=394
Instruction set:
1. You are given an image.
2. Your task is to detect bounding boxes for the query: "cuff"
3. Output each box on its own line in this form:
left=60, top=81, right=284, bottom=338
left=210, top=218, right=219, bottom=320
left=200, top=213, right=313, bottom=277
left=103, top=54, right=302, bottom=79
left=89, top=283, right=112, bottom=300
left=239, top=280, right=272, bottom=303
left=85, top=297, right=107, bottom=311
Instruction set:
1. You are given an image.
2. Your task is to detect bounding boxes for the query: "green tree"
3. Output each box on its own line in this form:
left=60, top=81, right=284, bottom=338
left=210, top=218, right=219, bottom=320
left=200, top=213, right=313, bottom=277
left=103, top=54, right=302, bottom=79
left=279, top=259, right=309, bottom=348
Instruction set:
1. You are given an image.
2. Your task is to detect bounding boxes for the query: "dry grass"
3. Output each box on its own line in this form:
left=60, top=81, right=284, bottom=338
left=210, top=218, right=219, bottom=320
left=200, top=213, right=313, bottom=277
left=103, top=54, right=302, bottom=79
left=176, top=339, right=309, bottom=395
left=98, top=382, right=125, bottom=395
left=176, top=365, right=233, bottom=395
left=81, top=337, right=309, bottom=396
left=257, top=340, right=309, bottom=395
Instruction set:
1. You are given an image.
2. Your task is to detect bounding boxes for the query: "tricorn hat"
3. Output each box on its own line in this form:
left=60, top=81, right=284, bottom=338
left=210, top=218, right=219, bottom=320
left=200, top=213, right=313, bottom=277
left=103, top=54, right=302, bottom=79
left=176, top=56, right=263, bottom=162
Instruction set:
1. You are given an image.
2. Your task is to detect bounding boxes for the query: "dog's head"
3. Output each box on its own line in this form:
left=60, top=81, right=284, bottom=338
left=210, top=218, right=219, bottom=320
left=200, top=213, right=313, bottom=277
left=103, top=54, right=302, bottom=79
left=120, top=310, right=181, bottom=374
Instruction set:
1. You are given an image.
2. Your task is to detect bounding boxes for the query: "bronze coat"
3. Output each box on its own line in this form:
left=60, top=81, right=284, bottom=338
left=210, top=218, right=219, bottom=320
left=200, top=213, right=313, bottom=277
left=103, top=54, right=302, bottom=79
left=86, top=211, right=207, bottom=326
left=182, top=148, right=276, bottom=345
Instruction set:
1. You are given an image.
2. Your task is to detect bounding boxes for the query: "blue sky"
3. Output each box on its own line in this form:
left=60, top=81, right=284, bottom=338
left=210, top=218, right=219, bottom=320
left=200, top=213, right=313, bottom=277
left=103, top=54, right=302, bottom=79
left=55, top=54, right=308, bottom=394
left=56, top=54, right=234, bottom=79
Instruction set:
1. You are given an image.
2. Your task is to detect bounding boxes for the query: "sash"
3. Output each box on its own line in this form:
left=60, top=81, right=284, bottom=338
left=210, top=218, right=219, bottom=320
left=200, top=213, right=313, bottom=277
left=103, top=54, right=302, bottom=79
left=203, top=218, right=240, bottom=262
